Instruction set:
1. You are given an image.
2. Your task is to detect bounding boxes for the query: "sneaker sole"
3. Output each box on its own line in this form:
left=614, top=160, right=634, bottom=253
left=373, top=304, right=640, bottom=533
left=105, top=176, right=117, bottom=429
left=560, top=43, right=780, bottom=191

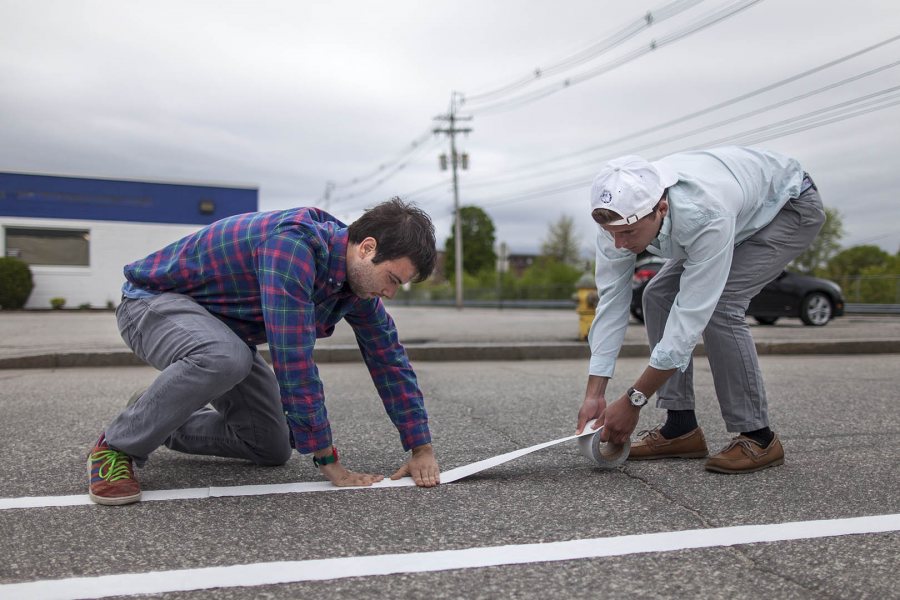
left=704, top=457, right=784, bottom=474
left=629, top=451, right=709, bottom=461
left=86, top=457, right=142, bottom=505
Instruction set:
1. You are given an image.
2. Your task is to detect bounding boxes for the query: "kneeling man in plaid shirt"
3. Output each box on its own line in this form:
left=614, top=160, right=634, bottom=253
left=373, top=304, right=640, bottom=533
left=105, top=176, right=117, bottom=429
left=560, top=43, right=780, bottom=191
left=88, top=198, right=439, bottom=505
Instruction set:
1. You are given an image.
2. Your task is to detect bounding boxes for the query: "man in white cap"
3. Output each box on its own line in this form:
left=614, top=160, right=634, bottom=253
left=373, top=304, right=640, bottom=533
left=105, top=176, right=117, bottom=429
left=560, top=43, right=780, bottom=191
left=575, top=146, right=825, bottom=473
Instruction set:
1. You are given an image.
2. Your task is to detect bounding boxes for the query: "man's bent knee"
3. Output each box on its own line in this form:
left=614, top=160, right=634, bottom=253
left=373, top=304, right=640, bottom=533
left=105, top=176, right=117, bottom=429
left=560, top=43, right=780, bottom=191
left=252, top=443, right=292, bottom=467
left=194, top=341, right=255, bottom=386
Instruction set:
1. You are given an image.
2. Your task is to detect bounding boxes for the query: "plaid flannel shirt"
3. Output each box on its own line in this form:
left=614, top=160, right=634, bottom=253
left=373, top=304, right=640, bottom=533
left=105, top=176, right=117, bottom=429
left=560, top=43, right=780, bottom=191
left=123, top=207, right=431, bottom=453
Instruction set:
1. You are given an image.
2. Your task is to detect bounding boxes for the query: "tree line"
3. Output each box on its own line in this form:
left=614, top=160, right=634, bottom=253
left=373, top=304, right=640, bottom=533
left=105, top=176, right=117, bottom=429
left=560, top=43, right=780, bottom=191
left=404, top=205, right=898, bottom=304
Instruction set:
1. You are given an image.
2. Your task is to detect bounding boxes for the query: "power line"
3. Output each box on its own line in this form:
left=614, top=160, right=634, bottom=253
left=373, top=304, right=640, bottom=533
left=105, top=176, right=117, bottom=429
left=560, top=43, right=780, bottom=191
left=461, top=56, right=900, bottom=193
left=463, top=0, right=765, bottom=115
left=329, top=127, right=436, bottom=190
left=445, top=56, right=900, bottom=196
left=698, top=89, right=900, bottom=149
left=461, top=33, right=900, bottom=186
left=465, top=86, right=900, bottom=210
left=327, top=30, right=900, bottom=219
left=321, top=0, right=770, bottom=214
left=462, top=0, right=704, bottom=104
left=327, top=135, right=445, bottom=205
left=344, top=77, right=900, bottom=217
left=365, top=43, right=900, bottom=217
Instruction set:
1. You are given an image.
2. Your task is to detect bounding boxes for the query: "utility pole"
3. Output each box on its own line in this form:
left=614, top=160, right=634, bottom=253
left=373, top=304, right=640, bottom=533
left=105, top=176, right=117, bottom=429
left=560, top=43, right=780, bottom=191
left=434, top=92, right=472, bottom=309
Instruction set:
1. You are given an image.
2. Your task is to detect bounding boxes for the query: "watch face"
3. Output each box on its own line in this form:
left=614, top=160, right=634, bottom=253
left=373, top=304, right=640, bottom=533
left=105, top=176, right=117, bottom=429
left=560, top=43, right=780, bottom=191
left=630, top=391, right=647, bottom=407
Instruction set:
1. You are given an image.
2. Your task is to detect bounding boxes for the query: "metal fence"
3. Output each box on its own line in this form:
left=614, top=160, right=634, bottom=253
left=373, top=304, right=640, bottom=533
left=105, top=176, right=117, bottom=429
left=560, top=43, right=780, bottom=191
left=390, top=275, right=900, bottom=313
left=838, top=274, right=900, bottom=304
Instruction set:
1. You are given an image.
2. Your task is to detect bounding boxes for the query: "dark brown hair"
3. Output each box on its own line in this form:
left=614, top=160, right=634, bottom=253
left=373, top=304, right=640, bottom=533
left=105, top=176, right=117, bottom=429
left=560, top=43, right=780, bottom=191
left=348, top=197, right=436, bottom=282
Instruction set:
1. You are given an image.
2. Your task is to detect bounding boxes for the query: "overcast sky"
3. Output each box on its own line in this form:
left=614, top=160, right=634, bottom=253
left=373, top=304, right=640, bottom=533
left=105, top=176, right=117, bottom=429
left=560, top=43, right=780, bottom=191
left=2, top=0, right=899, bottom=258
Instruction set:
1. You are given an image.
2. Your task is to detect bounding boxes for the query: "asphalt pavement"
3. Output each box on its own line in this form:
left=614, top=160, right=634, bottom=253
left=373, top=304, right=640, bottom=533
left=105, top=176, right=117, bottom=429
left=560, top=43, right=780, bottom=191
left=0, top=354, right=898, bottom=599
left=0, top=307, right=898, bottom=598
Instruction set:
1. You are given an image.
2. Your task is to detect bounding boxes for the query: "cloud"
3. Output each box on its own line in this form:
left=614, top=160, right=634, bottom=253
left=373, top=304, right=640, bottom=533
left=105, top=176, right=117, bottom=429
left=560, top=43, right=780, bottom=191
left=1, top=0, right=898, bottom=255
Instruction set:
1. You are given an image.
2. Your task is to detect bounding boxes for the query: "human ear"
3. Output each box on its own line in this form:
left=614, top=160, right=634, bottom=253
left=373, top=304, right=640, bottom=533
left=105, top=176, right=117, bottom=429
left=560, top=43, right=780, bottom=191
left=658, top=198, right=669, bottom=219
left=361, top=237, right=377, bottom=257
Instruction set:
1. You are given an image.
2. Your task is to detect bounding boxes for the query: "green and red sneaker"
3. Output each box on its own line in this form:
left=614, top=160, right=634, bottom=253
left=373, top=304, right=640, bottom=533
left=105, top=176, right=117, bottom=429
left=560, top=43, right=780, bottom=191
left=88, top=434, right=141, bottom=505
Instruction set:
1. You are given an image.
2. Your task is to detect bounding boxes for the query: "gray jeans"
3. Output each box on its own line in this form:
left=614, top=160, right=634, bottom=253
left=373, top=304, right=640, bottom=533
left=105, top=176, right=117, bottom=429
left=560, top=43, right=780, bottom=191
left=642, top=183, right=825, bottom=432
left=105, top=292, right=292, bottom=466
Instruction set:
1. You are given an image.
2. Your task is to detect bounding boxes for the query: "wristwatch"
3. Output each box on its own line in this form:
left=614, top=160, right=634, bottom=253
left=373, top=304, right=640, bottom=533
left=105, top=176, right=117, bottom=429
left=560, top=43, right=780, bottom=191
left=312, top=446, right=339, bottom=467
left=626, top=387, right=648, bottom=408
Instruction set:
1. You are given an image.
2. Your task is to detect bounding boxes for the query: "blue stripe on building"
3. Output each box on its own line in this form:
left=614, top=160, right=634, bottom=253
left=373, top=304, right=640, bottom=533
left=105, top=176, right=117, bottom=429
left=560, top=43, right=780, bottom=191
left=0, top=172, right=258, bottom=225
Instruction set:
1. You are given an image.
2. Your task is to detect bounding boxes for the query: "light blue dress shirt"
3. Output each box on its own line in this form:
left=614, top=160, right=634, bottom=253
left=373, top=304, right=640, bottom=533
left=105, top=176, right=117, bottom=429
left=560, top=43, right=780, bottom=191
left=588, top=146, right=805, bottom=377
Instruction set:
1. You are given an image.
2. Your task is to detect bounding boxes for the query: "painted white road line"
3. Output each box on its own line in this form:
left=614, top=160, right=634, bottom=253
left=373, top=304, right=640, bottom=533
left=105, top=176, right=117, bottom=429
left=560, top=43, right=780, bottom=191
left=1, top=423, right=624, bottom=511
left=3, top=514, right=898, bottom=600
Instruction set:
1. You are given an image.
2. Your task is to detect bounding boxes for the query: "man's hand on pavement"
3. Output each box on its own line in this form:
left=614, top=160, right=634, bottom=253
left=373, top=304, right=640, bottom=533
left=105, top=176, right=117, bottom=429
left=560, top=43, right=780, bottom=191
left=599, top=395, right=640, bottom=445
left=317, top=456, right=384, bottom=487
left=391, top=443, right=440, bottom=488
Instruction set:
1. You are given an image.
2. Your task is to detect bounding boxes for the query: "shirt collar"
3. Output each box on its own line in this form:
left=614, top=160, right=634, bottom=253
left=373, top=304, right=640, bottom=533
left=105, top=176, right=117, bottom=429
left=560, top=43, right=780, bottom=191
left=648, top=212, right=671, bottom=254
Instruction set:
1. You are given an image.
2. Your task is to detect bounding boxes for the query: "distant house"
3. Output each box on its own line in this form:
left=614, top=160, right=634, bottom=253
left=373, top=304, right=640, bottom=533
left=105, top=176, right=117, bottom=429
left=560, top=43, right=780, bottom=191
left=0, top=172, right=257, bottom=309
left=506, top=253, right=538, bottom=277
left=432, top=250, right=540, bottom=281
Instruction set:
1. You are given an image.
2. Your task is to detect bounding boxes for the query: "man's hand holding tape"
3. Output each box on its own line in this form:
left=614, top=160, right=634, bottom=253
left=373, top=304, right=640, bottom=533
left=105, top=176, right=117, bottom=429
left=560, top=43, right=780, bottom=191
left=576, top=368, right=675, bottom=445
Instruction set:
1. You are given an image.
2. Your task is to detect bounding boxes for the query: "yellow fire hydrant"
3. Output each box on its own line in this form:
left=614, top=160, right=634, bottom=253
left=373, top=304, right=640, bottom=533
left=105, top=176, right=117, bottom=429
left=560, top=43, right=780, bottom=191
left=573, top=273, right=598, bottom=341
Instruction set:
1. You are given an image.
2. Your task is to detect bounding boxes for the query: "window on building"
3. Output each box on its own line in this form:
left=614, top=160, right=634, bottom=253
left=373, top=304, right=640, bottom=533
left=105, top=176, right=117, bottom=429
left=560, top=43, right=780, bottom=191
left=4, top=227, right=90, bottom=266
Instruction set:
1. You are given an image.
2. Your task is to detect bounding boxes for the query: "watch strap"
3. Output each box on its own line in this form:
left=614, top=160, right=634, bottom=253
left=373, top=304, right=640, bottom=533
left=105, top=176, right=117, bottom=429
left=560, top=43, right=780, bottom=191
left=312, top=446, right=339, bottom=467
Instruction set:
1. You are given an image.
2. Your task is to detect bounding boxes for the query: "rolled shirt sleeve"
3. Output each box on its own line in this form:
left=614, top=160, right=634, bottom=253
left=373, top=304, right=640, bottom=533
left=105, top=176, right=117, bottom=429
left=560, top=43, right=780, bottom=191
left=588, top=232, right=636, bottom=378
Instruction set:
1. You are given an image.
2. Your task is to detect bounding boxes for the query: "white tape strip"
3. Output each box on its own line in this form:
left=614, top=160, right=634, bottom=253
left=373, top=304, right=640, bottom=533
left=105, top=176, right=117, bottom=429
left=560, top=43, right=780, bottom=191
left=0, top=422, right=620, bottom=510
left=3, top=513, right=898, bottom=600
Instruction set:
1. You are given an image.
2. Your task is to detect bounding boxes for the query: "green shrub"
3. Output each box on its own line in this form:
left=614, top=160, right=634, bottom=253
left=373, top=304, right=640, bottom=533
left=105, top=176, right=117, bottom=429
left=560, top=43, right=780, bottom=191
left=50, top=297, right=66, bottom=310
left=0, top=257, right=34, bottom=310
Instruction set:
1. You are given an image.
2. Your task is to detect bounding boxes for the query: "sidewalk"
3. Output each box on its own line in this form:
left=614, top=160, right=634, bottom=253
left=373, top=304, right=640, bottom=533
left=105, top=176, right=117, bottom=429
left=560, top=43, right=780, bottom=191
left=1, top=306, right=899, bottom=368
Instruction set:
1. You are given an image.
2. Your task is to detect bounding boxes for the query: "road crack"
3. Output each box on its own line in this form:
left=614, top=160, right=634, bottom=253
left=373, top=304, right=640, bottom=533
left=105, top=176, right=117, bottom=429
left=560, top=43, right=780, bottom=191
left=621, top=467, right=841, bottom=598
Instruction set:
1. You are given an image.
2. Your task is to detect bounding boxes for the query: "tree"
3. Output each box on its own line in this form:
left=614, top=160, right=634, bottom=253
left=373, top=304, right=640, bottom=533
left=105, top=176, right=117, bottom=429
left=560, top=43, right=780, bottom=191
left=540, top=214, right=582, bottom=266
left=825, top=245, right=891, bottom=281
left=791, top=206, right=844, bottom=275
left=445, top=205, right=497, bottom=278
left=858, top=254, right=900, bottom=303
left=0, top=257, right=34, bottom=310
left=824, top=245, right=893, bottom=302
left=514, top=257, right=583, bottom=300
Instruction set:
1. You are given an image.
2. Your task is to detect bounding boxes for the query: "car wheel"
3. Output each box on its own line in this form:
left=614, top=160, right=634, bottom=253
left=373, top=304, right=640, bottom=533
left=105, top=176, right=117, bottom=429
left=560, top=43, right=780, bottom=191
left=800, top=292, right=833, bottom=326
left=754, top=316, right=779, bottom=325
left=630, top=307, right=645, bottom=323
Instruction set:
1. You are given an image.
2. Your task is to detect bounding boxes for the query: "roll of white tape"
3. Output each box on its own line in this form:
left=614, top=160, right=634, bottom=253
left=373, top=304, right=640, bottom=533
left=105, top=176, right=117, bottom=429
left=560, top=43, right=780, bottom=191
left=577, top=421, right=630, bottom=469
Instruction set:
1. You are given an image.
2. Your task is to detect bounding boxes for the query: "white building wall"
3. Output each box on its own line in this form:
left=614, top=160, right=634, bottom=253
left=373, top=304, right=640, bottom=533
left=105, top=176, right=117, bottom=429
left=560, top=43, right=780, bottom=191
left=1, top=216, right=201, bottom=309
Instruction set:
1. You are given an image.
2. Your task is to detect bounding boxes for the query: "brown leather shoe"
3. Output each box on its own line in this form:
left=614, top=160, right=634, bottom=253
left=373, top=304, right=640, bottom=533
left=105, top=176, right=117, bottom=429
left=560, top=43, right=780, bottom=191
left=705, top=434, right=784, bottom=474
left=628, top=426, right=709, bottom=460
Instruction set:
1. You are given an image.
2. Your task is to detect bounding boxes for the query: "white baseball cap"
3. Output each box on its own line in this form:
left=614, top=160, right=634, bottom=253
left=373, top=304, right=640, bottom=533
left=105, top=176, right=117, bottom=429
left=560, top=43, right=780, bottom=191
left=590, top=155, right=678, bottom=226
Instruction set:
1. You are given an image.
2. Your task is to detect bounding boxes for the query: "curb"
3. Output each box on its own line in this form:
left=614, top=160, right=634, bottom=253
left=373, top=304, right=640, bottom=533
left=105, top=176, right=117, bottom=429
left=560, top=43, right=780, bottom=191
left=1, top=339, right=899, bottom=369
